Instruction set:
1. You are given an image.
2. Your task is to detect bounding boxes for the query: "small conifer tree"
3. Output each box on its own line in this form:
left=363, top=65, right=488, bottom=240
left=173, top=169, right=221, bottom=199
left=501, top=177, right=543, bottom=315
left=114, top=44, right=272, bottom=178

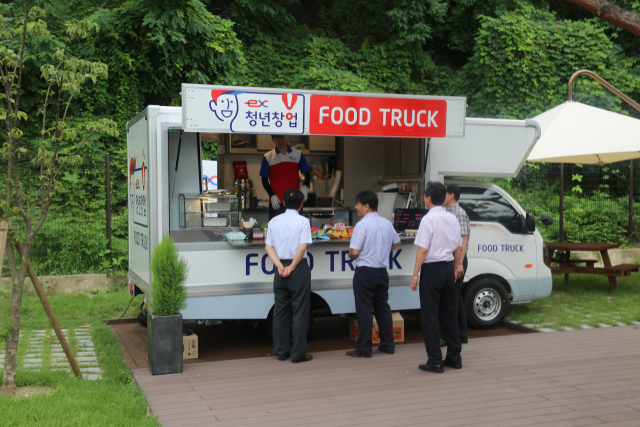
left=150, top=235, right=189, bottom=316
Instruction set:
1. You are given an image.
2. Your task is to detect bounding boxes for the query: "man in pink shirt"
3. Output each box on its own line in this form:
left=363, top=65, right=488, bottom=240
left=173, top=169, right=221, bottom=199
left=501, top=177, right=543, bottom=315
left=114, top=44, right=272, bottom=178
left=411, top=181, right=463, bottom=373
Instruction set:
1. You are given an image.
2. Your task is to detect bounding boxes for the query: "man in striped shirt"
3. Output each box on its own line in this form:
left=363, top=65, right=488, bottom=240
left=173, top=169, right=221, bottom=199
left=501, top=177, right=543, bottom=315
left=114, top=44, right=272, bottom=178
left=441, top=183, right=471, bottom=347
left=347, top=191, right=401, bottom=358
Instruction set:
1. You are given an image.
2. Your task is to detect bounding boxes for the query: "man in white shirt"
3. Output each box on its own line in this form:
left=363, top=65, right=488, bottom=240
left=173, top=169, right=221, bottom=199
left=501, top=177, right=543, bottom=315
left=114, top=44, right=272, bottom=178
left=347, top=191, right=401, bottom=358
left=265, top=188, right=313, bottom=363
left=411, top=181, right=463, bottom=373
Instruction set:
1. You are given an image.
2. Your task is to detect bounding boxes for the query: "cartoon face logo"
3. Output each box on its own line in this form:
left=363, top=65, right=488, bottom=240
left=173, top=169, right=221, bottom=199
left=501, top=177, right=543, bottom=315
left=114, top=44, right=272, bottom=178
left=209, top=90, right=242, bottom=122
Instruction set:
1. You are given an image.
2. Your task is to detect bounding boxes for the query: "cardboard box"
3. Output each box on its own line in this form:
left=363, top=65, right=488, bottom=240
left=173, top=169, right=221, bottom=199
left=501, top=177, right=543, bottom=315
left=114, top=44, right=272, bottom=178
left=350, top=312, right=404, bottom=343
left=183, top=329, right=198, bottom=360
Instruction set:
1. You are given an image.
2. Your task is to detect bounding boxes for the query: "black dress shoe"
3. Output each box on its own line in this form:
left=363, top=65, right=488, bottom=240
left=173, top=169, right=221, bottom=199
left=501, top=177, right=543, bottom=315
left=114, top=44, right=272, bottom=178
left=346, top=350, right=371, bottom=358
left=439, top=338, right=448, bottom=347
left=377, top=346, right=394, bottom=355
left=418, top=363, right=444, bottom=373
left=277, top=353, right=289, bottom=361
left=292, top=354, right=313, bottom=363
left=443, top=358, right=462, bottom=369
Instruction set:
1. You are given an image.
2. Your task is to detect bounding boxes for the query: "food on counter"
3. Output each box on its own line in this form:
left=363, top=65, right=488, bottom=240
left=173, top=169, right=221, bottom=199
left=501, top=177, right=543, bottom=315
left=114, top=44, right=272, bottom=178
left=347, top=227, right=354, bottom=237
left=332, top=222, right=347, bottom=230
left=225, top=232, right=247, bottom=241
left=317, top=229, right=330, bottom=240
left=311, top=226, right=319, bottom=237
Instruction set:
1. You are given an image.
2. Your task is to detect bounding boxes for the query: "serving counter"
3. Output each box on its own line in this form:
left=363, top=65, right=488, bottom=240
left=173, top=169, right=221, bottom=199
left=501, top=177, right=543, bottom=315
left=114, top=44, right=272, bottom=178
left=171, top=228, right=415, bottom=248
left=227, top=236, right=415, bottom=249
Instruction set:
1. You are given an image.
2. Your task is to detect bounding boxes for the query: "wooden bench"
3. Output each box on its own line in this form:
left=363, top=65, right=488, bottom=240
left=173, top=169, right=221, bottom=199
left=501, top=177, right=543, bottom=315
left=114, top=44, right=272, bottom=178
left=546, top=242, right=639, bottom=289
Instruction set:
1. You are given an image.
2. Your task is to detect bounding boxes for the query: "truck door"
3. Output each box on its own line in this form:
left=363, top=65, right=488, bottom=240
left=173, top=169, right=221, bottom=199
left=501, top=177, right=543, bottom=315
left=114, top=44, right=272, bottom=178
left=459, top=186, right=538, bottom=301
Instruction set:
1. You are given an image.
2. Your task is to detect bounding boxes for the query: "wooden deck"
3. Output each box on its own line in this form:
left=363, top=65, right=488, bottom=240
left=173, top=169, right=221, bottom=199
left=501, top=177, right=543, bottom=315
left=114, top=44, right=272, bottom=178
left=113, top=315, right=523, bottom=369
left=132, top=325, right=640, bottom=427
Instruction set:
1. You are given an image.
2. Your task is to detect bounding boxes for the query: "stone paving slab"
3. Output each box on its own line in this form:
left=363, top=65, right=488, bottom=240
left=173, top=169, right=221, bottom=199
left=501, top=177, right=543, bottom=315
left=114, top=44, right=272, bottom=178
left=12, top=329, right=103, bottom=381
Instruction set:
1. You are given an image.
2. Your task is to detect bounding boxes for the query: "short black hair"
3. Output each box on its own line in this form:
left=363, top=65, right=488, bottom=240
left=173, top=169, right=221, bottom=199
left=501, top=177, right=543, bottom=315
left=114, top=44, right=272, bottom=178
left=355, top=191, right=378, bottom=211
left=424, top=181, right=446, bottom=206
left=271, top=134, right=286, bottom=138
left=283, top=188, right=304, bottom=209
left=446, top=183, right=461, bottom=201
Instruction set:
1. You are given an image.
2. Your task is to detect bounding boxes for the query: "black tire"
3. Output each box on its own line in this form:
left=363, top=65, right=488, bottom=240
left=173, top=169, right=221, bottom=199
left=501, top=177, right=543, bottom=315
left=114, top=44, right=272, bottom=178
left=464, top=278, right=510, bottom=329
left=137, top=307, right=148, bottom=327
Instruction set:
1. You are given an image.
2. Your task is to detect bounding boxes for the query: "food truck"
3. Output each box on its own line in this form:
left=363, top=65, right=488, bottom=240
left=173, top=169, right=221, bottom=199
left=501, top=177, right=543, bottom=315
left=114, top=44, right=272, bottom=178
left=127, top=84, right=552, bottom=332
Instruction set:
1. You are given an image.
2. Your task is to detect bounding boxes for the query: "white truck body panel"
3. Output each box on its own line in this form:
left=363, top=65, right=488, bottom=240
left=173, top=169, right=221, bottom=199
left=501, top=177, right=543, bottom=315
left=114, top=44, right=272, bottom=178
left=127, top=97, right=552, bottom=322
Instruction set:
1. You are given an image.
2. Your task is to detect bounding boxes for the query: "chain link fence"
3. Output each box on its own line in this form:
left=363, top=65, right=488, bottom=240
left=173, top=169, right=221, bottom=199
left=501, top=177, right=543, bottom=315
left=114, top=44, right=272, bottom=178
left=476, top=160, right=640, bottom=246
left=1, top=154, right=128, bottom=276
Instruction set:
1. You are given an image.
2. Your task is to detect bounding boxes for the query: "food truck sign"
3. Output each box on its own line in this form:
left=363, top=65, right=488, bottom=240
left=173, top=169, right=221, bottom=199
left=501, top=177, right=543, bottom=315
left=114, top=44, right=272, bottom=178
left=182, top=84, right=466, bottom=138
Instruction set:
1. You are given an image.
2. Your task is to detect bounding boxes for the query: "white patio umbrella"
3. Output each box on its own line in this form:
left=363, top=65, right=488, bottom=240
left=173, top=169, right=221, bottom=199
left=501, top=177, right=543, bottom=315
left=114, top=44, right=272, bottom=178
left=528, top=100, right=640, bottom=165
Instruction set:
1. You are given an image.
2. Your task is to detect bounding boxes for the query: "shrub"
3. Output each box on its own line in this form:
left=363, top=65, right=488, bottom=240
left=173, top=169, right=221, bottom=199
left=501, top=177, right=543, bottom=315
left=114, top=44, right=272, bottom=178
left=150, top=235, right=189, bottom=316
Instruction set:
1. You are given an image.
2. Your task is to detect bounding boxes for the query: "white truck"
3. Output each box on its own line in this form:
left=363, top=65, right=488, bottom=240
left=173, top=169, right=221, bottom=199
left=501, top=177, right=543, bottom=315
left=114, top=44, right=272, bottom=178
left=127, top=85, right=552, bottom=332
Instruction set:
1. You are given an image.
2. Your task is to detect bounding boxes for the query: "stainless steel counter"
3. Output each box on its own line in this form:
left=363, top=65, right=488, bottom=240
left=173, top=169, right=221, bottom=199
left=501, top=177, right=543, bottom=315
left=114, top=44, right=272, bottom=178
left=227, top=236, right=415, bottom=249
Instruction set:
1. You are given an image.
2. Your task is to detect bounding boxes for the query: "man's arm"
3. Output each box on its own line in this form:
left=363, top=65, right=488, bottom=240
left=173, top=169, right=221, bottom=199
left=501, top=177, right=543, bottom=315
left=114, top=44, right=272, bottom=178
left=265, top=244, right=285, bottom=277
left=348, top=249, right=360, bottom=259
left=283, top=243, right=308, bottom=276
left=261, top=176, right=275, bottom=198
left=453, top=243, right=464, bottom=280
left=410, top=247, right=428, bottom=291
left=391, top=241, right=401, bottom=252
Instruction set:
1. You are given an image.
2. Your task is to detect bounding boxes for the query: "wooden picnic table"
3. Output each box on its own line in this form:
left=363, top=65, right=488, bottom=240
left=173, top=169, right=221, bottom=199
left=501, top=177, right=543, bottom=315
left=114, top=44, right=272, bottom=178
left=545, top=242, right=640, bottom=289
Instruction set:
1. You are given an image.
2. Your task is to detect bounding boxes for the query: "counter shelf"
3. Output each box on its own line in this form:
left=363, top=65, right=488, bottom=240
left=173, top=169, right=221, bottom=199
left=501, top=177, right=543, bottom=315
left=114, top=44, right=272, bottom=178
left=179, top=193, right=239, bottom=228
left=226, top=235, right=415, bottom=249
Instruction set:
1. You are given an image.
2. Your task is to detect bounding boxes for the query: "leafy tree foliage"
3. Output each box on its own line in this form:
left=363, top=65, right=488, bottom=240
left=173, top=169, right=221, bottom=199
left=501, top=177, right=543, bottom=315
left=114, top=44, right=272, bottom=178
left=444, top=5, right=640, bottom=118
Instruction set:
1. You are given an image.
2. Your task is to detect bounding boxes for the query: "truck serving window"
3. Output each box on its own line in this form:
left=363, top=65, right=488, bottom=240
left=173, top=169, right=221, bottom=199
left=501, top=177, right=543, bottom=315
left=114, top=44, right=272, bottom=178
left=458, top=187, right=523, bottom=234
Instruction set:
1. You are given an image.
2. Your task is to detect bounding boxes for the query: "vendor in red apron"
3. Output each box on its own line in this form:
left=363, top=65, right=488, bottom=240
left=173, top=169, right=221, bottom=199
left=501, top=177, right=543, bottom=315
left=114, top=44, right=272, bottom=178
left=260, top=134, right=311, bottom=220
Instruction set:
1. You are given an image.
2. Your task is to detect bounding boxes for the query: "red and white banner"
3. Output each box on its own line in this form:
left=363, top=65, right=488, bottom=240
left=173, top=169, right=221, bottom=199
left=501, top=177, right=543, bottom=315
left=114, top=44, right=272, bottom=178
left=182, top=84, right=465, bottom=137
left=309, top=95, right=447, bottom=138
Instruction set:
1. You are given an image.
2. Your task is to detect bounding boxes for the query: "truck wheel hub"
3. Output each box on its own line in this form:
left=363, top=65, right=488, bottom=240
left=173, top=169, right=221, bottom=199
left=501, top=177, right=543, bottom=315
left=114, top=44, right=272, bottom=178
left=473, top=288, right=501, bottom=321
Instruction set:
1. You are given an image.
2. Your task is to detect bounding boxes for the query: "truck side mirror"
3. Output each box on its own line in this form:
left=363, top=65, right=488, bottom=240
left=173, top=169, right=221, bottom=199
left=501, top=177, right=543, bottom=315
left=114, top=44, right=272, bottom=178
left=525, top=213, right=536, bottom=233
left=537, top=214, right=553, bottom=226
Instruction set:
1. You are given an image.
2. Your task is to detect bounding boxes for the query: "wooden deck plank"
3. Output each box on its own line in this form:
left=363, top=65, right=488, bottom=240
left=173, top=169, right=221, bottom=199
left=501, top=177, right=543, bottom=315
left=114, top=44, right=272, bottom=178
left=130, top=325, right=640, bottom=427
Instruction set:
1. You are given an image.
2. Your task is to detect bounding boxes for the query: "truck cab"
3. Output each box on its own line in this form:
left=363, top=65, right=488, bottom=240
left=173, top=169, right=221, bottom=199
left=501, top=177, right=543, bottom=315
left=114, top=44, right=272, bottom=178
left=449, top=180, right=552, bottom=328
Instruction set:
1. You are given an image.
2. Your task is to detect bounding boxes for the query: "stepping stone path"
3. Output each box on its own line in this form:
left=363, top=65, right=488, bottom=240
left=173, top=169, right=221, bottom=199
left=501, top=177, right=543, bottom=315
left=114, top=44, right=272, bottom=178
left=508, top=320, right=640, bottom=332
left=19, top=329, right=102, bottom=380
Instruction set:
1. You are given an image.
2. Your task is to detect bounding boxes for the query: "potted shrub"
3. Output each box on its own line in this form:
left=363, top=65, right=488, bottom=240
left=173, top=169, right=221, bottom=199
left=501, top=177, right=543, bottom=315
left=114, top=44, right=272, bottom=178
left=147, top=235, right=189, bottom=375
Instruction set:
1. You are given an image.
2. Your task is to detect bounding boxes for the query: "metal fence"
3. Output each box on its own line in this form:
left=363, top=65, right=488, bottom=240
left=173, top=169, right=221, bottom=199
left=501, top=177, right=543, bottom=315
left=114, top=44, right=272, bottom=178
left=0, top=154, right=128, bottom=276
left=472, top=160, right=640, bottom=246
left=2, top=155, right=640, bottom=275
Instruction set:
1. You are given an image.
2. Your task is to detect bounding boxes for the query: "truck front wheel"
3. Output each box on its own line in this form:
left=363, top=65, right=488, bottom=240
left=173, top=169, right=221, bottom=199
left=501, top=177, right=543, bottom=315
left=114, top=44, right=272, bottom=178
left=464, top=278, right=509, bottom=329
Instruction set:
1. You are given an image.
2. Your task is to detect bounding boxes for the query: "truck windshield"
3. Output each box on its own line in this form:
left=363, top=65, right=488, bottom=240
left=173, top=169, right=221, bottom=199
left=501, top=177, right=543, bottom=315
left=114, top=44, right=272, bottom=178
left=458, top=187, right=523, bottom=234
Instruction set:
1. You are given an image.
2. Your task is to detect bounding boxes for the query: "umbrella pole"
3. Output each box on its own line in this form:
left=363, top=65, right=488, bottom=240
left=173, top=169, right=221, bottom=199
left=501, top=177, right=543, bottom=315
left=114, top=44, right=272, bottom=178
left=559, top=163, right=564, bottom=242
left=630, top=160, right=634, bottom=244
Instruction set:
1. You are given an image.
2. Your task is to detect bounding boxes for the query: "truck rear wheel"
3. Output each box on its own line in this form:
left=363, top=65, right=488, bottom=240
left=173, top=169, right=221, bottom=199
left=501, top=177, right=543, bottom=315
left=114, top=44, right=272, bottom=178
left=464, top=278, right=509, bottom=329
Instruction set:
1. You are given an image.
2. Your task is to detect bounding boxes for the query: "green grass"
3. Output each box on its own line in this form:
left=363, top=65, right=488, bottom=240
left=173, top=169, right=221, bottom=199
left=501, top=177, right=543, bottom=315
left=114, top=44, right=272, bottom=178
left=507, top=274, right=640, bottom=330
left=0, top=287, right=158, bottom=427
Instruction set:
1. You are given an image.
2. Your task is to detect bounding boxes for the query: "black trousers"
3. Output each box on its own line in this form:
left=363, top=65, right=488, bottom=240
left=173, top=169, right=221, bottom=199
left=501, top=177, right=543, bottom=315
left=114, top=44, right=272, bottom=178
left=273, top=259, right=311, bottom=361
left=268, top=203, right=304, bottom=220
left=419, top=261, right=462, bottom=365
left=268, top=203, right=286, bottom=220
left=441, top=255, right=468, bottom=342
left=353, top=266, right=394, bottom=357
left=457, top=256, right=469, bottom=341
